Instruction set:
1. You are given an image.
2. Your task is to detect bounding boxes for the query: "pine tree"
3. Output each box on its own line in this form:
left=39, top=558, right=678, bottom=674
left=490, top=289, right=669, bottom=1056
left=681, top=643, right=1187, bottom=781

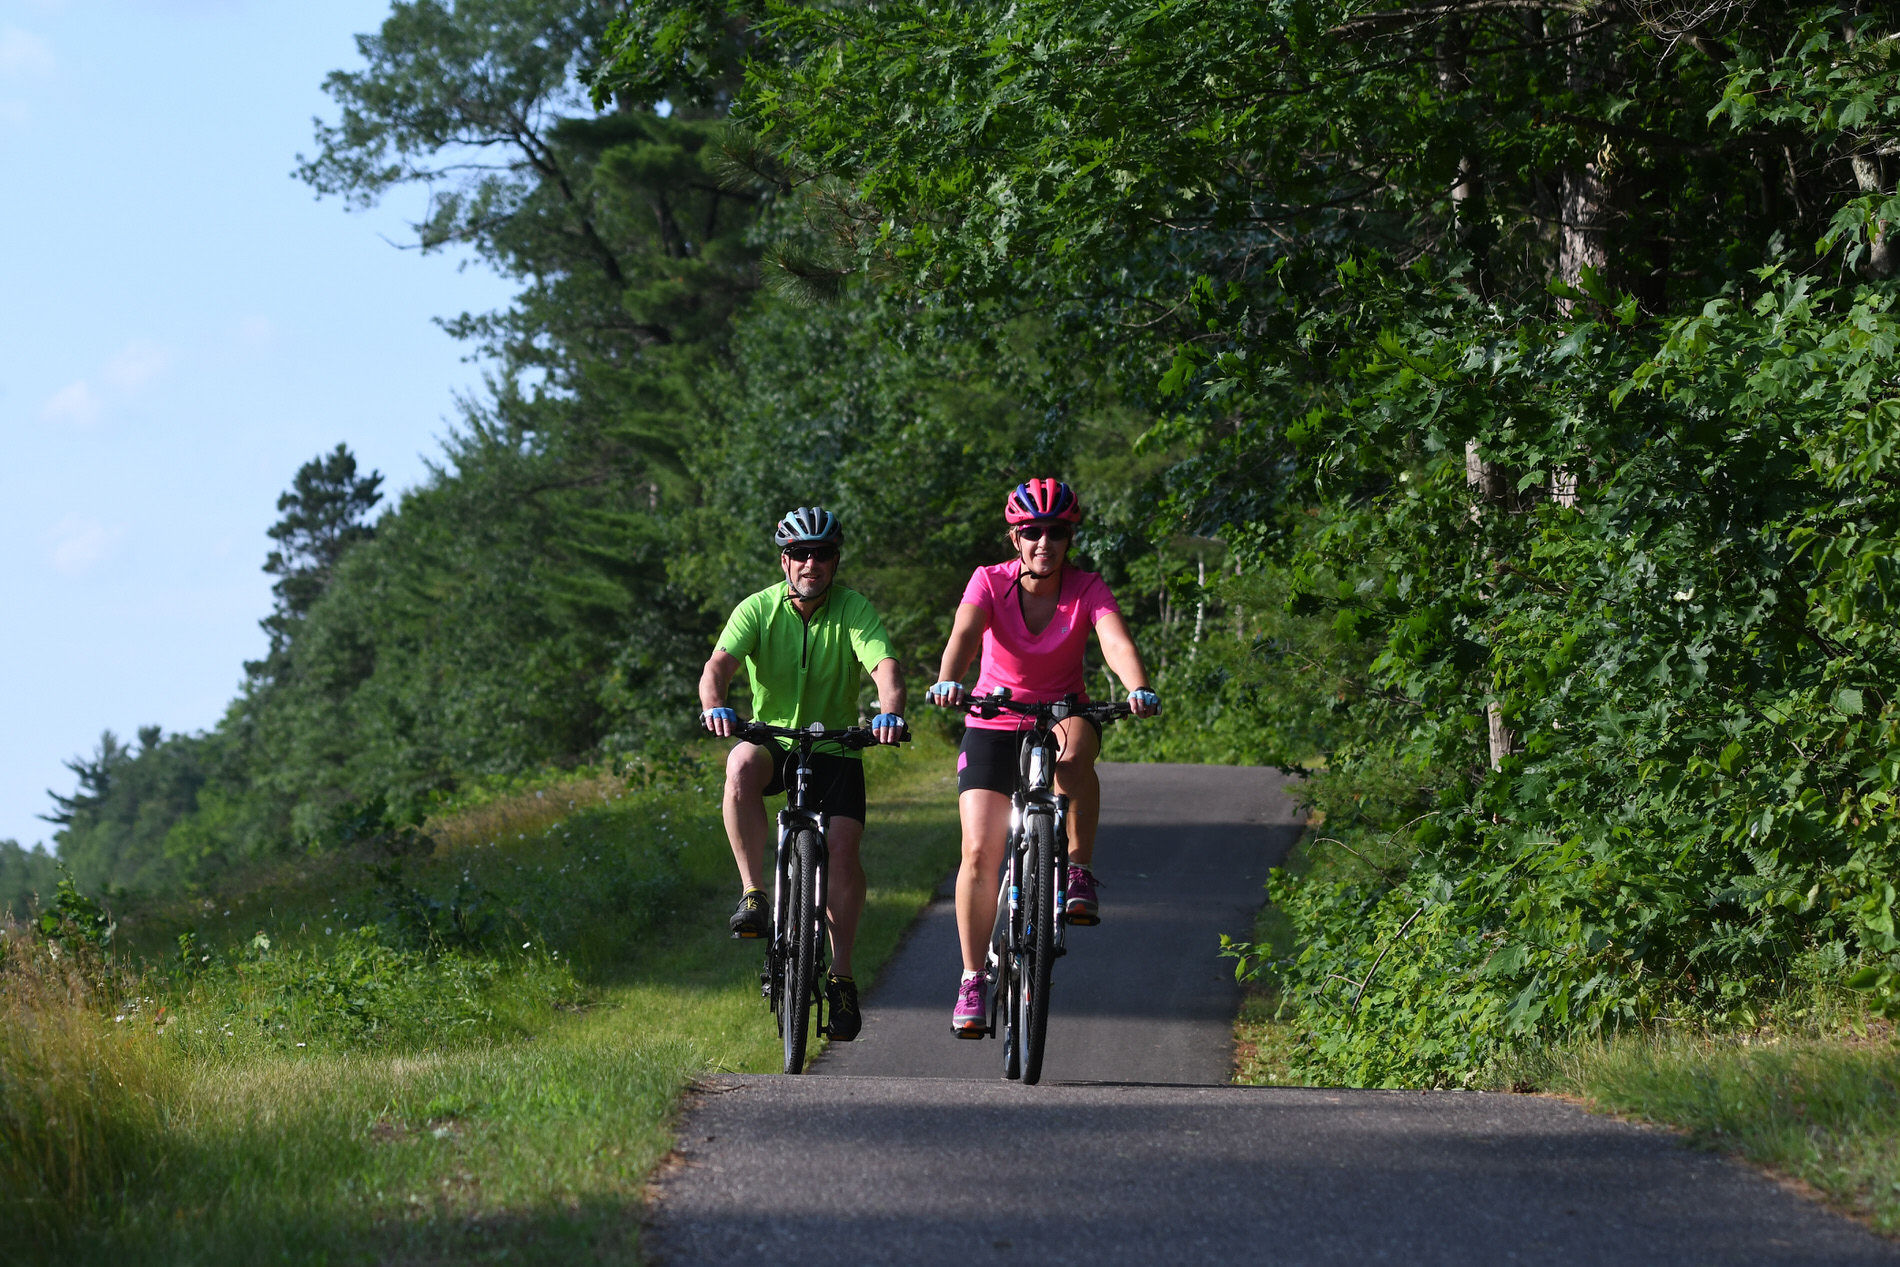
left=255, top=444, right=383, bottom=666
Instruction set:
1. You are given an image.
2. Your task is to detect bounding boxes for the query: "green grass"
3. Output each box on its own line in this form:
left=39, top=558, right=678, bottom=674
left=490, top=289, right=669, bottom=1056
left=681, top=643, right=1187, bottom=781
left=1527, top=1028, right=1900, bottom=1235
left=1229, top=834, right=1900, bottom=1238
left=5, top=737, right=963, bottom=1265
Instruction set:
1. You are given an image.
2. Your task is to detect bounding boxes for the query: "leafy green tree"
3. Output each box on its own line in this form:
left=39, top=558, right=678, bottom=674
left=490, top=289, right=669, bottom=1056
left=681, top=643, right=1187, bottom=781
left=0, top=839, right=58, bottom=919
left=298, top=0, right=771, bottom=491
left=598, top=0, right=1900, bottom=1080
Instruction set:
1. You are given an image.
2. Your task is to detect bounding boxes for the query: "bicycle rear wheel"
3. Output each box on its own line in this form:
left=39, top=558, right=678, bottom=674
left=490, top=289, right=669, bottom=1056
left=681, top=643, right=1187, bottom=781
left=1017, top=810, right=1057, bottom=1085
left=781, top=828, right=821, bottom=1074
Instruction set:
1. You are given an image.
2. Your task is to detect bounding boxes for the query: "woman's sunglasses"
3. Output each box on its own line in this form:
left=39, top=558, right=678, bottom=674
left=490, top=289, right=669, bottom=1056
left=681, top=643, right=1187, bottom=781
left=783, top=545, right=839, bottom=563
left=1014, top=523, right=1073, bottom=543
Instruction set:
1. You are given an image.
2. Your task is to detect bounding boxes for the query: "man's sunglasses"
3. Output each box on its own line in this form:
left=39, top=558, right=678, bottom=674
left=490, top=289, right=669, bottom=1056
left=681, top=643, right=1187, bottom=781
left=783, top=545, right=839, bottom=563
left=1013, top=523, right=1073, bottom=543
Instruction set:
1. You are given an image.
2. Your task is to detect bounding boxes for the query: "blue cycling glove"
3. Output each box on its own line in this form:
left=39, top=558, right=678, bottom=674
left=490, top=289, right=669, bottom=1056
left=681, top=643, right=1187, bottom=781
left=701, top=706, right=738, bottom=726
left=872, top=712, right=906, bottom=734
left=927, top=681, right=963, bottom=703
left=1130, top=689, right=1160, bottom=713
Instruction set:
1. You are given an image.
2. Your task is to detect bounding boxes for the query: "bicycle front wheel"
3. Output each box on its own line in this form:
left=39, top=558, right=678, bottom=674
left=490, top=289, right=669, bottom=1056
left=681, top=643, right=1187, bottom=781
left=781, top=828, right=821, bottom=1074
left=1017, top=810, right=1057, bottom=1085
left=997, top=855, right=1022, bottom=1080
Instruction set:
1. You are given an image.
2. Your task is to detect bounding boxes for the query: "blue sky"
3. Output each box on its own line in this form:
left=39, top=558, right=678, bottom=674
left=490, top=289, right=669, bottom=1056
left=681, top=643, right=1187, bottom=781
left=0, top=0, right=518, bottom=849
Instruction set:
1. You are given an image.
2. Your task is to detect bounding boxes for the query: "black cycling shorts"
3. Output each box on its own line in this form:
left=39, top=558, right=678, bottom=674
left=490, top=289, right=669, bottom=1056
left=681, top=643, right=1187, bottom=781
left=756, top=741, right=867, bottom=822
left=956, top=720, right=1100, bottom=795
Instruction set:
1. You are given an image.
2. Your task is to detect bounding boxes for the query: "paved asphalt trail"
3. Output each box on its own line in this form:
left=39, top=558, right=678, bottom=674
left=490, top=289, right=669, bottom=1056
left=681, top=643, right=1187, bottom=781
left=647, top=763, right=1898, bottom=1264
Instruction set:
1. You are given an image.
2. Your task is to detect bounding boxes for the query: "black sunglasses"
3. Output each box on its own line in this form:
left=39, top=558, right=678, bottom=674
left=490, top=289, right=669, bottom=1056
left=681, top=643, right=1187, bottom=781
left=1014, top=523, right=1073, bottom=543
left=783, top=545, right=839, bottom=563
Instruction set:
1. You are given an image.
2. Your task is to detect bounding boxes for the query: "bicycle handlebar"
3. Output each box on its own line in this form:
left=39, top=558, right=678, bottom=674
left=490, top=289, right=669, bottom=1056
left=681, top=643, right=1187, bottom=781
left=946, top=689, right=1134, bottom=726
left=733, top=721, right=900, bottom=750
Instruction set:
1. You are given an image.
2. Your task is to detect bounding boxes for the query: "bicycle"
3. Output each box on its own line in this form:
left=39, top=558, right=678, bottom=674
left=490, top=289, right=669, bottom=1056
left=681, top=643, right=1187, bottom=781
left=948, top=689, right=1135, bottom=1085
left=735, top=720, right=896, bottom=1074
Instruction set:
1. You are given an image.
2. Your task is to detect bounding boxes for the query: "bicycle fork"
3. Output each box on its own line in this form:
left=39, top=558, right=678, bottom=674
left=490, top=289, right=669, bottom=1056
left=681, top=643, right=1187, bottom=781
left=1017, top=796, right=1072, bottom=956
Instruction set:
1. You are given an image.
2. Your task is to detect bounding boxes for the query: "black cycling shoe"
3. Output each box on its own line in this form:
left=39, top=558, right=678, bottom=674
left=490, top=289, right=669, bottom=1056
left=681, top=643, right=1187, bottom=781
left=728, top=889, right=768, bottom=939
left=825, top=974, right=862, bottom=1041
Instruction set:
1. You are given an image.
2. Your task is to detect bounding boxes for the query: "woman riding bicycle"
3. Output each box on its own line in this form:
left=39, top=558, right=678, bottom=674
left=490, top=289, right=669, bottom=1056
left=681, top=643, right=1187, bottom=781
left=927, top=479, right=1159, bottom=1036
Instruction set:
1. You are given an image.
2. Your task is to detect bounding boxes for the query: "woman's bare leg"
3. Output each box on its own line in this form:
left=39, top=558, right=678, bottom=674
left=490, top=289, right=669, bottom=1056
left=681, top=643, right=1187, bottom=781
left=1052, top=716, right=1102, bottom=866
left=954, top=789, right=1013, bottom=971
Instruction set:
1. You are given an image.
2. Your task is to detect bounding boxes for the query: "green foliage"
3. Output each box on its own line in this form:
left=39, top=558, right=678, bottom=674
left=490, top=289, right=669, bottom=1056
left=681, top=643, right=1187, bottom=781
left=686, top=0, right=1900, bottom=1084
left=43, top=729, right=209, bottom=896
left=169, top=927, right=577, bottom=1056
left=56, top=0, right=1900, bottom=1094
left=6, top=737, right=961, bottom=1265
left=254, top=443, right=383, bottom=673
left=36, top=875, right=115, bottom=951
left=1547, top=1030, right=1900, bottom=1234
left=0, top=840, right=57, bottom=920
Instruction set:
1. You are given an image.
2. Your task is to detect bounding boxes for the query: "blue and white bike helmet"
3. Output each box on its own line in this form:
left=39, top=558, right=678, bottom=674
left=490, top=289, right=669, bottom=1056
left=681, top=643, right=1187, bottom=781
left=774, top=506, right=844, bottom=549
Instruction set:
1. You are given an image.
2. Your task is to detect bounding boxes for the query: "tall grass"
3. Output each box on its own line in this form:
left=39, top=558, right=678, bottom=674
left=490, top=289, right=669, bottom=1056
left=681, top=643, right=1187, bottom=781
left=3, top=734, right=963, bottom=1264
left=0, top=920, right=164, bottom=1250
left=1536, top=1029, right=1900, bottom=1234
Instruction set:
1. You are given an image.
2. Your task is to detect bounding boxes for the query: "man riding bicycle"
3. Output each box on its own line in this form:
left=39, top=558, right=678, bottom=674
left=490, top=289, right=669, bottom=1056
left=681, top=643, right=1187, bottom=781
left=927, top=479, right=1158, bottom=1036
left=699, top=506, right=907, bottom=1042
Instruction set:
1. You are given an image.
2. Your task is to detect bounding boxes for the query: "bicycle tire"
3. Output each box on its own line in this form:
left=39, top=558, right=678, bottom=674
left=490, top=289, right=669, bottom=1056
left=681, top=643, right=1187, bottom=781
left=1018, top=810, right=1057, bottom=1085
left=999, top=854, right=1022, bottom=1080
left=781, top=828, right=821, bottom=1074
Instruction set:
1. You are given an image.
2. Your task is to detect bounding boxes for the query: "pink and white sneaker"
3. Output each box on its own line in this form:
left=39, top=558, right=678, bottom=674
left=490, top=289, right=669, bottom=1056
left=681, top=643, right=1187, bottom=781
left=952, top=975, right=987, bottom=1037
left=1065, top=864, right=1101, bottom=926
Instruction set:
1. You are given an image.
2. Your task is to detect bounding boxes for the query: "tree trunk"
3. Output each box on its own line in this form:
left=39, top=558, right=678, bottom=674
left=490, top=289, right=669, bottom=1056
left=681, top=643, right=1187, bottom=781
left=1191, top=556, right=1206, bottom=661
left=1558, top=19, right=1611, bottom=306
left=1466, top=442, right=1517, bottom=770
left=1851, top=153, right=1897, bottom=279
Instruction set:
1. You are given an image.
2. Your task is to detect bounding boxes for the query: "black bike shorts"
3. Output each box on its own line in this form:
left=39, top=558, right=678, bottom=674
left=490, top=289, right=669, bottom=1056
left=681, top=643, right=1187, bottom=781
left=755, top=742, right=867, bottom=822
left=957, top=720, right=1104, bottom=795
left=957, top=727, right=1023, bottom=795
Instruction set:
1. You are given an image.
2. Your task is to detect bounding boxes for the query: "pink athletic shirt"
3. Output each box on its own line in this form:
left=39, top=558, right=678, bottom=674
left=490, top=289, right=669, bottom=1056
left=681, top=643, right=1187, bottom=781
left=960, top=561, right=1122, bottom=731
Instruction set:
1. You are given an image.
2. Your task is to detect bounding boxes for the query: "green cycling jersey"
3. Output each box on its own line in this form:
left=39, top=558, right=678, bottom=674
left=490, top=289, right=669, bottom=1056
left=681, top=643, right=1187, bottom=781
left=714, top=583, right=895, bottom=754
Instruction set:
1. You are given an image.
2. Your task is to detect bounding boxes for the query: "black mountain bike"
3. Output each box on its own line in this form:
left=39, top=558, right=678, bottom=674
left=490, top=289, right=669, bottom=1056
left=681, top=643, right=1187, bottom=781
left=952, top=690, right=1134, bottom=1085
left=736, top=721, right=892, bottom=1074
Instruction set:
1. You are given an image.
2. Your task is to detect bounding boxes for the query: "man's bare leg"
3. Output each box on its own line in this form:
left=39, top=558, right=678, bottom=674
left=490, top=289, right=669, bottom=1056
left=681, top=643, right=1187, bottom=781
left=824, top=815, right=867, bottom=976
left=722, top=742, right=774, bottom=891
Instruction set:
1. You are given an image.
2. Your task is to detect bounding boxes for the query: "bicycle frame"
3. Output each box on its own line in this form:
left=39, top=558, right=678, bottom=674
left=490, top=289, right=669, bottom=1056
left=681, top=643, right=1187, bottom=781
left=992, top=721, right=1071, bottom=979
left=769, top=741, right=831, bottom=1037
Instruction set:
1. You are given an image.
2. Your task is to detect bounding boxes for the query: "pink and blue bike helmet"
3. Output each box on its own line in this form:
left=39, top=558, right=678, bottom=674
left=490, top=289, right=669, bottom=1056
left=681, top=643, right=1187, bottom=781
left=1004, top=478, right=1083, bottom=526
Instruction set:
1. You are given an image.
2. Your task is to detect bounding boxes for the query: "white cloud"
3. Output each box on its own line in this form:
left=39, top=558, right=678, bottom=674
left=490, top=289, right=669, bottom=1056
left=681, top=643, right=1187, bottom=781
left=41, top=380, right=99, bottom=427
left=0, top=28, right=54, bottom=78
left=104, top=338, right=170, bottom=391
left=49, top=516, right=121, bottom=576
left=41, top=341, right=172, bottom=427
